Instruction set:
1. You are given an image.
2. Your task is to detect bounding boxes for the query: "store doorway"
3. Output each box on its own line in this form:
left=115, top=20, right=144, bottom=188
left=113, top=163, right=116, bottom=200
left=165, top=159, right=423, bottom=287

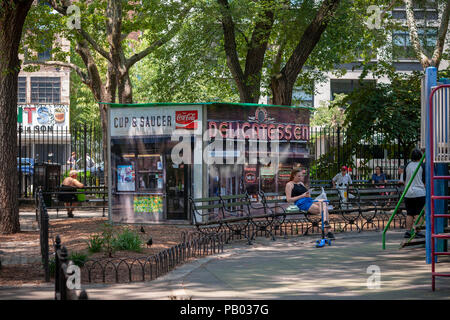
left=165, top=154, right=189, bottom=220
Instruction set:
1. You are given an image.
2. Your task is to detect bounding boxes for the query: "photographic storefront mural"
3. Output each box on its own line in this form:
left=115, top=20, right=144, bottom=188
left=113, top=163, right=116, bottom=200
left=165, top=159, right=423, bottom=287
left=108, top=105, right=203, bottom=224
left=107, top=102, right=311, bottom=224
left=18, top=104, right=70, bottom=133
left=206, top=104, right=310, bottom=197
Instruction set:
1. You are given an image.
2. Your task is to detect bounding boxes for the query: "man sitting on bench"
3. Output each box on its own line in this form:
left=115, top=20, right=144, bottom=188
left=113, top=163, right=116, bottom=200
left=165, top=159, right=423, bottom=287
left=285, top=168, right=334, bottom=239
left=58, top=170, right=84, bottom=218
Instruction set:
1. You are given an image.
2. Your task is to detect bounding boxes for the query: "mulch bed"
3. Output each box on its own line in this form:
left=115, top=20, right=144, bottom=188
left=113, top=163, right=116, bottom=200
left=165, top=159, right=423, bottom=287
left=0, top=216, right=195, bottom=286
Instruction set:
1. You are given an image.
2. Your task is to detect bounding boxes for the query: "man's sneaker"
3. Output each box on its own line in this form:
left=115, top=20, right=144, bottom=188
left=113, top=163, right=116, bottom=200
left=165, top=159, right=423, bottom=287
left=404, top=231, right=411, bottom=239
left=414, top=232, right=425, bottom=238
left=326, top=232, right=335, bottom=239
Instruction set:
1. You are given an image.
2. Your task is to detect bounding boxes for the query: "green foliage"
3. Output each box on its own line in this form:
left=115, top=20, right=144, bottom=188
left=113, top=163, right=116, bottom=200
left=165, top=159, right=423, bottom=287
left=130, top=1, right=239, bottom=103
left=310, top=65, right=423, bottom=181
left=341, top=69, right=422, bottom=152
left=311, top=94, right=348, bottom=127
left=130, top=0, right=397, bottom=104
left=100, top=222, right=116, bottom=258
left=47, top=251, right=87, bottom=277
left=69, top=51, right=100, bottom=126
left=87, top=234, right=103, bottom=254
left=48, top=257, right=56, bottom=277
left=310, top=143, right=356, bottom=180
left=88, top=224, right=144, bottom=256
left=68, top=251, right=88, bottom=268
left=111, top=228, right=143, bottom=253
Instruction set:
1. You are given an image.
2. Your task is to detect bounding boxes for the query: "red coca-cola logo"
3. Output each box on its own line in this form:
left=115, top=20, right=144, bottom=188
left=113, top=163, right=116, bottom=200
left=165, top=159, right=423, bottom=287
left=176, top=111, right=198, bottom=129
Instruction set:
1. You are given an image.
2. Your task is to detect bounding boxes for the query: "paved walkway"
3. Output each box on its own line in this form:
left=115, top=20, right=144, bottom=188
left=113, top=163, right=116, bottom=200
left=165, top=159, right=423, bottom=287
left=1, top=230, right=449, bottom=299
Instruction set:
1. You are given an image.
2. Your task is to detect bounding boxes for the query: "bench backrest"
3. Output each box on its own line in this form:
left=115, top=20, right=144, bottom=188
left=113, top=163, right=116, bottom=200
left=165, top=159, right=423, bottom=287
left=189, top=193, right=252, bottom=223
left=189, top=196, right=223, bottom=224
left=355, top=187, right=400, bottom=203
left=259, top=188, right=340, bottom=205
left=220, top=194, right=252, bottom=218
left=309, top=188, right=341, bottom=203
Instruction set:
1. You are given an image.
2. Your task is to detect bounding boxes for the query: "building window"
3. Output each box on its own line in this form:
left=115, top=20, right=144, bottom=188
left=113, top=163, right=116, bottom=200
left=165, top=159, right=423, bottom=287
left=37, top=39, right=52, bottom=61
left=330, top=79, right=375, bottom=100
left=292, top=87, right=314, bottom=107
left=392, top=27, right=437, bottom=60
left=38, top=48, right=51, bottom=61
left=18, top=77, right=27, bottom=103
left=31, top=77, right=61, bottom=104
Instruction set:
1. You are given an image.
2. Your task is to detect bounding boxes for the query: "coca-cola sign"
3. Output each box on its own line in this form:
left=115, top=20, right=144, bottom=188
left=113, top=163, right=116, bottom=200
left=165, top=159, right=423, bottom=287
left=176, top=110, right=198, bottom=130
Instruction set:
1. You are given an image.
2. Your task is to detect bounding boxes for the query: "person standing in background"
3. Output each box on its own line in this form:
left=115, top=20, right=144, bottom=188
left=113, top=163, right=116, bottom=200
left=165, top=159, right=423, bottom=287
left=403, top=149, right=426, bottom=239
left=67, top=151, right=77, bottom=169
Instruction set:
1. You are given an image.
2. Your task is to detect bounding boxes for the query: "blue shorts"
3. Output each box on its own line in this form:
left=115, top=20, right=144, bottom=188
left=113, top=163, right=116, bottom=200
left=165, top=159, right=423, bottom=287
left=295, top=197, right=314, bottom=211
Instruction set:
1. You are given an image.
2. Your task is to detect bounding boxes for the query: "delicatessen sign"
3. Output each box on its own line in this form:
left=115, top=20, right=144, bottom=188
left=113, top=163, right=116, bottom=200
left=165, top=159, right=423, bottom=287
left=207, top=106, right=310, bottom=141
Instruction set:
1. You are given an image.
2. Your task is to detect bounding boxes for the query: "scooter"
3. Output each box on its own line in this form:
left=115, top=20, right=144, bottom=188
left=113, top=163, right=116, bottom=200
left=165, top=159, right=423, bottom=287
left=314, top=200, right=332, bottom=248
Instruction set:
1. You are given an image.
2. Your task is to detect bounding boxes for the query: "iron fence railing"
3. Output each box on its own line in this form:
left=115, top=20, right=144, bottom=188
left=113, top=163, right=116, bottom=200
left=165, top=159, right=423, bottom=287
left=82, top=233, right=224, bottom=284
left=36, top=187, right=50, bottom=282
left=20, top=124, right=420, bottom=198
left=17, top=122, right=103, bottom=198
left=54, top=235, right=89, bottom=300
left=309, top=126, right=419, bottom=182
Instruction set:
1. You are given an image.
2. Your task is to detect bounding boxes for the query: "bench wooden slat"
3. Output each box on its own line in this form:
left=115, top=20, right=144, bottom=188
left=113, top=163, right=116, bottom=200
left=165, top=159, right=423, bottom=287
left=223, top=201, right=250, bottom=208
left=221, top=194, right=247, bottom=200
left=192, top=197, right=222, bottom=202
left=195, top=204, right=223, bottom=210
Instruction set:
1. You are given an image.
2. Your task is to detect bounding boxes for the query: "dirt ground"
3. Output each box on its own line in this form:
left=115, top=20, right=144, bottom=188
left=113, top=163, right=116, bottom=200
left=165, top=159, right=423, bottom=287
left=0, top=216, right=195, bottom=286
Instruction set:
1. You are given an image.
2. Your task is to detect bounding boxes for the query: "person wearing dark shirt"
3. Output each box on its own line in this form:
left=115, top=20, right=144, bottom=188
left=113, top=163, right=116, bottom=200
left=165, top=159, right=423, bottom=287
left=371, top=166, right=387, bottom=184
left=285, top=168, right=334, bottom=239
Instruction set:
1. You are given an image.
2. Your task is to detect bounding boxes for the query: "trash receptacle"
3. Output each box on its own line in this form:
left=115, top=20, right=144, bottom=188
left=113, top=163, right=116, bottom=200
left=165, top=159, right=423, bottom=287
left=34, top=163, right=61, bottom=207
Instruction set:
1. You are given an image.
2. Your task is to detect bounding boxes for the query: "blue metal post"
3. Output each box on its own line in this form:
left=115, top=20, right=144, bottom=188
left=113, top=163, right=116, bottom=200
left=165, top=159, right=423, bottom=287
left=425, top=67, right=436, bottom=264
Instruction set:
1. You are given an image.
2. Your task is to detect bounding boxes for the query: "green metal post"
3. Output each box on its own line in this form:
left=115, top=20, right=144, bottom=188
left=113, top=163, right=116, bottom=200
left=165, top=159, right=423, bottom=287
left=382, top=153, right=426, bottom=249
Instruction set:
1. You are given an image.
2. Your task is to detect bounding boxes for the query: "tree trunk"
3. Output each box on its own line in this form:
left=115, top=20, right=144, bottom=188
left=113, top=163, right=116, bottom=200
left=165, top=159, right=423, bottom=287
left=270, top=0, right=341, bottom=105
left=118, top=72, right=133, bottom=104
left=217, top=0, right=274, bottom=103
left=0, top=0, right=34, bottom=233
left=270, top=73, right=294, bottom=106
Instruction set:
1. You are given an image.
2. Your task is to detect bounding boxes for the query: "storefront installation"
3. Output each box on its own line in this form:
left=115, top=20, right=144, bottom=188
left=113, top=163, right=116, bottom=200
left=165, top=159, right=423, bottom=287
left=106, top=102, right=311, bottom=224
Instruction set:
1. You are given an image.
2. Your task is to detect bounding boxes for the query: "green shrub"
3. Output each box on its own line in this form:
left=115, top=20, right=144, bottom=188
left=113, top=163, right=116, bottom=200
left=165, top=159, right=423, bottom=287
left=87, top=234, right=103, bottom=253
left=112, top=228, right=143, bottom=253
left=69, top=251, right=88, bottom=267
left=48, top=257, right=56, bottom=277
left=46, top=251, right=87, bottom=278
left=100, top=222, right=116, bottom=257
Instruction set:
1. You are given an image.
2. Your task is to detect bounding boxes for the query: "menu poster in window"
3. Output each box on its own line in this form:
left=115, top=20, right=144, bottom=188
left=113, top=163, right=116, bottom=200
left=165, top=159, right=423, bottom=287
left=134, top=196, right=163, bottom=214
left=117, top=164, right=135, bottom=191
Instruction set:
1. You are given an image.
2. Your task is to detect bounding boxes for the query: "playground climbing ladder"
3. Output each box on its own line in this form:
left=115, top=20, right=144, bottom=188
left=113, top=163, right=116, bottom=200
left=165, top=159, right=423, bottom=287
left=429, top=84, right=450, bottom=291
